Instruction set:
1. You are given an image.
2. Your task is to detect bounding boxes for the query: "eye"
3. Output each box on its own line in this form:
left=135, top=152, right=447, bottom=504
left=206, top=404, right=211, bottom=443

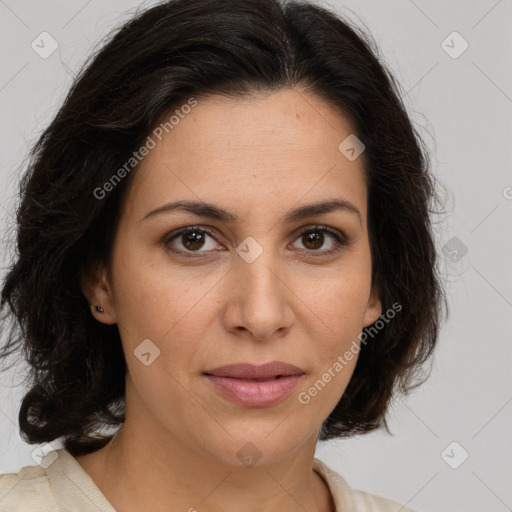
left=290, top=225, right=348, bottom=255
left=164, top=226, right=222, bottom=255
left=163, top=224, right=348, bottom=258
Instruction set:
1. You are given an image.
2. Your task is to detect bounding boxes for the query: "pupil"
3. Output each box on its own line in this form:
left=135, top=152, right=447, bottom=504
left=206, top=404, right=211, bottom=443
left=183, top=231, right=205, bottom=250
left=304, top=232, right=323, bottom=250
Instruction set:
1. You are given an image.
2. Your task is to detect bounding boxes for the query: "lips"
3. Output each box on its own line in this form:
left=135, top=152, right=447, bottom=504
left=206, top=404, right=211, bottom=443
left=205, top=361, right=304, bottom=379
left=204, top=362, right=304, bottom=407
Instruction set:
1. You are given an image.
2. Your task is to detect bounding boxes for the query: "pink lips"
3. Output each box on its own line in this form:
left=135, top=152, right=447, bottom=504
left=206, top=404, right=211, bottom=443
left=204, top=362, right=304, bottom=407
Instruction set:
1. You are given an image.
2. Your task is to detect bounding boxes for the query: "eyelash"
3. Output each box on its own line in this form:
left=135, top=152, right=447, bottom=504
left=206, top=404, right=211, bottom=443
left=163, top=224, right=349, bottom=258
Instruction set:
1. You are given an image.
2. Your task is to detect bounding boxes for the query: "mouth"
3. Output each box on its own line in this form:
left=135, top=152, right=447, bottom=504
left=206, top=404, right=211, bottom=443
left=204, top=362, right=305, bottom=407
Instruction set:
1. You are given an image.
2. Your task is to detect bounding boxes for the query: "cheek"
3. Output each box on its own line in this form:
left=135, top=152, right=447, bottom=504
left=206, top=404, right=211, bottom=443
left=304, top=258, right=372, bottom=342
left=111, top=239, right=217, bottom=341
left=296, top=252, right=371, bottom=407
left=295, top=333, right=360, bottom=428
left=296, top=278, right=366, bottom=420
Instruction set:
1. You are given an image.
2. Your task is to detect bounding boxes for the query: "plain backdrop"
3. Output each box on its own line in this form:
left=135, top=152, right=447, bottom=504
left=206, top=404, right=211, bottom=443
left=0, top=1, right=511, bottom=511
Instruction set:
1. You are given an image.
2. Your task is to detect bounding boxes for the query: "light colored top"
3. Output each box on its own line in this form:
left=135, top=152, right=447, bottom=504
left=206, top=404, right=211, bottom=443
left=0, top=449, right=416, bottom=511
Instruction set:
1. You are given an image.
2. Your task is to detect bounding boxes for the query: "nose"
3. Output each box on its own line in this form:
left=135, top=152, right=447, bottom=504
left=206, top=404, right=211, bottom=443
left=221, top=246, right=295, bottom=341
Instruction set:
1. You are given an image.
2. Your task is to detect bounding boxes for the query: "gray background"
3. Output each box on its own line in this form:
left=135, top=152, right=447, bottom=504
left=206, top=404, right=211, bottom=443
left=1, top=1, right=511, bottom=511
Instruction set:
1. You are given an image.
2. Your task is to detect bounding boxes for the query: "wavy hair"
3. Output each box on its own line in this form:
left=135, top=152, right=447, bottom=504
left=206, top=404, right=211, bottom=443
left=0, top=0, right=446, bottom=456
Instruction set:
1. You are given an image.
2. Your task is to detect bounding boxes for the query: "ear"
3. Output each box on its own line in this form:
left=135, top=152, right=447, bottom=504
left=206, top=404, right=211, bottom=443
left=80, top=264, right=117, bottom=325
left=362, top=284, right=382, bottom=328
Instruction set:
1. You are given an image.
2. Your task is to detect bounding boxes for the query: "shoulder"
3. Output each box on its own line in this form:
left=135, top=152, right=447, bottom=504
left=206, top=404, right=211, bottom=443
left=350, top=487, right=416, bottom=512
left=313, top=458, right=417, bottom=512
left=0, top=463, right=59, bottom=512
left=1, top=448, right=116, bottom=512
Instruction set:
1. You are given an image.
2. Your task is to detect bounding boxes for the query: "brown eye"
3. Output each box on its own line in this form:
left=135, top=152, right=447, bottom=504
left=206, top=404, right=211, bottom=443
left=302, top=231, right=324, bottom=250
left=291, top=226, right=348, bottom=255
left=181, top=230, right=206, bottom=251
left=166, top=227, right=220, bottom=255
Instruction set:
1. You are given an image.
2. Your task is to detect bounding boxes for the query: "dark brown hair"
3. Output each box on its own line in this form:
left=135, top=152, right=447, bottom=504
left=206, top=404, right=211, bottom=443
left=0, top=0, right=446, bottom=456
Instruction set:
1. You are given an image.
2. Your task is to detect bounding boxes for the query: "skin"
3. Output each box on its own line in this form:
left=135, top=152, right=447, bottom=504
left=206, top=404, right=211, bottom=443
left=78, top=87, right=382, bottom=512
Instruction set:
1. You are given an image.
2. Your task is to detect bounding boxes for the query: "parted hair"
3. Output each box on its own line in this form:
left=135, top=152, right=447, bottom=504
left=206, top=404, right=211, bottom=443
left=0, top=0, right=446, bottom=456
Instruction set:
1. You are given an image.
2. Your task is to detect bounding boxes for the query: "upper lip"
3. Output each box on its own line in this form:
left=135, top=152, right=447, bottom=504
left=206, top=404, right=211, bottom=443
left=205, top=361, right=304, bottom=379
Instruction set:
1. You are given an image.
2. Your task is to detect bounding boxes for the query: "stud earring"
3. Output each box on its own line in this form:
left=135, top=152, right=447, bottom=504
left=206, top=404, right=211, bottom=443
left=94, top=305, right=104, bottom=313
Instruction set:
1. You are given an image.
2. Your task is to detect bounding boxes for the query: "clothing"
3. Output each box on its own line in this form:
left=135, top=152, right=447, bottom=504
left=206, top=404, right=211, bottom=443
left=0, top=449, right=415, bottom=511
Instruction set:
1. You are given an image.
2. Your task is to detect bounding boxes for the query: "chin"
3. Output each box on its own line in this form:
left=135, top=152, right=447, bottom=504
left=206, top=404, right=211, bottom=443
left=195, top=420, right=316, bottom=469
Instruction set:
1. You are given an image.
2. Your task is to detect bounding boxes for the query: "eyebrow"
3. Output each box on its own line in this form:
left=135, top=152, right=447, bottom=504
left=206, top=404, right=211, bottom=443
left=140, top=198, right=361, bottom=225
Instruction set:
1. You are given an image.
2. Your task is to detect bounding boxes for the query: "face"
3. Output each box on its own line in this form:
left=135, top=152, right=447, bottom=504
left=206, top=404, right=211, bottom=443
left=85, top=88, right=381, bottom=467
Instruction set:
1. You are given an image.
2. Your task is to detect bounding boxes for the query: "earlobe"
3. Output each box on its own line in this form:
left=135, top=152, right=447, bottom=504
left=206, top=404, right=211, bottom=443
left=363, top=286, right=382, bottom=328
left=80, top=264, right=117, bottom=325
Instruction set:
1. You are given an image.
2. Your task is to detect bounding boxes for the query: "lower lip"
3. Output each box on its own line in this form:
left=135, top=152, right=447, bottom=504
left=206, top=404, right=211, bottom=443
left=205, top=374, right=303, bottom=407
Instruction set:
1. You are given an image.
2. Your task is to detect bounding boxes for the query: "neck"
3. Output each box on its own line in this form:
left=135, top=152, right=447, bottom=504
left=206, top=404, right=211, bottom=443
left=74, top=379, right=335, bottom=512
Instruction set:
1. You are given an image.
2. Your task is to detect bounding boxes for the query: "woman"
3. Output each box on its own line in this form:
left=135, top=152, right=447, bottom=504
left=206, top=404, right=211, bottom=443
left=0, top=0, right=445, bottom=510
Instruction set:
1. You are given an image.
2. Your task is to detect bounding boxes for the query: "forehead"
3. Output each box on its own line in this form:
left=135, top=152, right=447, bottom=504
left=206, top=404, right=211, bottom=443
left=123, top=88, right=368, bottom=222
